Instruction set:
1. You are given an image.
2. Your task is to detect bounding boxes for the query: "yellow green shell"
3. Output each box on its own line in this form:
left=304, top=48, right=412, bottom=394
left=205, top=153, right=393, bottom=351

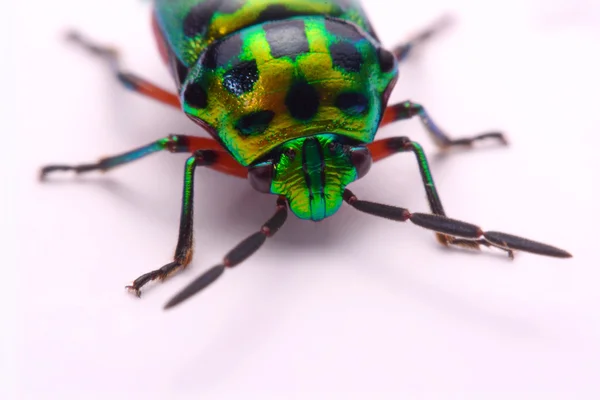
left=154, top=0, right=379, bottom=66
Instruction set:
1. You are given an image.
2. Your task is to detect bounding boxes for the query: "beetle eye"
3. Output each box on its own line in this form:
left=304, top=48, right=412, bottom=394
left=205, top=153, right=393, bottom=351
left=248, top=162, right=274, bottom=193
left=378, top=48, right=396, bottom=73
left=284, top=148, right=296, bottom=160
left=349, top=147, right=372, bottom=179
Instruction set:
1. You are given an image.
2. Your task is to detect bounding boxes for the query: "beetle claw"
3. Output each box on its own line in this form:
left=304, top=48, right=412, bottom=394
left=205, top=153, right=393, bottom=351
left=125, top=285, right=142, bottom=298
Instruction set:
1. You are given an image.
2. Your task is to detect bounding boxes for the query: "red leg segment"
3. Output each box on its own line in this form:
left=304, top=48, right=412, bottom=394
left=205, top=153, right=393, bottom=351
left=66, top=30, right=181, bottom=109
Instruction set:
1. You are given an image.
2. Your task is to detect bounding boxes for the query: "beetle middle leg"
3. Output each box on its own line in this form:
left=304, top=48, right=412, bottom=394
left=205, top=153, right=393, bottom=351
left=381, top=101, right=508, bottom=150
left=40, top=135, right=246, bottom=180
left=66, top=31, right=180, bottom=108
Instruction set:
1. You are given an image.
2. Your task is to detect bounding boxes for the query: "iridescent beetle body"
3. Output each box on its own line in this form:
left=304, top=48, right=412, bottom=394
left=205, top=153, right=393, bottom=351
left=153, top=0, right=396, bottom=220
left=42, top=0, right=572, bottom=309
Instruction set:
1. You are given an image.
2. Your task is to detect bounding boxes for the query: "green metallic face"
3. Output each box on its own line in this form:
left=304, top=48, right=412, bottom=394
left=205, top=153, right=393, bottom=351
left=248, top=134, right=372, bottom=221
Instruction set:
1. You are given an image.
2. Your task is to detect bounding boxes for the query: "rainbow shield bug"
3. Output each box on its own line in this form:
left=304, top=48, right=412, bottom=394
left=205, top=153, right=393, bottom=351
left=40, top=0, right=572, bottom=310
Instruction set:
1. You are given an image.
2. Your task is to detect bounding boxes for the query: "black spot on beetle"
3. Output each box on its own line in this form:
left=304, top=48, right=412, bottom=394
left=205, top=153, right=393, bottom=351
left=184, top=81, right=208, bottom=109
left=335, top=92, right=369, bottom=115
left=223, top=60, right=259, bottom=96
left=325, top=18, right=364, bottom=41
left=202, top=35, right=243, bottom=69
left=264, top=20, right=309, bottom=59
left=378, top=48, right=395, bottom=73
left=329, top=42, right=362, bottom=72
left=183, top=0, right=219, bottom=37
left=174, top=58, right=189, bottom=85
left=286, top=82, right=319, bottom=120
left=236, top=110, right=275, bottom=136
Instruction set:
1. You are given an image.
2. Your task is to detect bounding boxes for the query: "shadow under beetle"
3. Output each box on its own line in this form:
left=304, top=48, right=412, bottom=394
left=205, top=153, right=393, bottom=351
left=41, top=0, right=572, bottom=310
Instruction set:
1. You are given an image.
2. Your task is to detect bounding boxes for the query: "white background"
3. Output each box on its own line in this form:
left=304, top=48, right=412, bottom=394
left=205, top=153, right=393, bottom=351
left=3, top=0, right=600, bottom=398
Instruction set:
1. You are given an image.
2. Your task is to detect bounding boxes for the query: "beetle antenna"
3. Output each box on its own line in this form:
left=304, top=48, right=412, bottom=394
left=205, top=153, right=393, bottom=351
left=164, top=197, right=288, bottom=309
left=343, top=189, right=572, bottom=259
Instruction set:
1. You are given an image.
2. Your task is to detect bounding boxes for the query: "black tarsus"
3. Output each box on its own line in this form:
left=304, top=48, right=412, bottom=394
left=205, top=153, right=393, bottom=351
left=164, top=197, right=289, bottom=309
left=39, top=163, right=104, bottom=179
left=343, top=189, right=572, bottom=259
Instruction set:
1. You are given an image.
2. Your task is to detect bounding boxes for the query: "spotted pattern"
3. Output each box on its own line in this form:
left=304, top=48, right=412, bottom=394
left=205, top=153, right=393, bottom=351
left=324, top=18, right=364, bottom=41
left=264, top=20, right=309, bottom=59
left=165, top=2, right=399, bottom=167
left=182, top=0, right=218, bottom=37
left=329, top=42, right=362, bottom=72
left=201, top=35, right=243, bottom=69
left=183, top=81, right=208, bottom=108
left=335, top=92, right=369, bottom=115
left=154, top=0, right=380, bottom=66
left=153, top=0, right=400, bottom=223
left=286, top=81, right=320, bottom=120
left=236, top=111, right=275, bottom=136
left=183, top=0, right=244, bottom=37
left=255, top=5, right=321, bottom=26
left=222, top=60, right=259, bottom=96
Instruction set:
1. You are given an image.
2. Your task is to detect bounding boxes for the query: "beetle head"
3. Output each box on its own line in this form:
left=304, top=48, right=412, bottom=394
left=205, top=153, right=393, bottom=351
left=247, top=134, right=371, bottom=221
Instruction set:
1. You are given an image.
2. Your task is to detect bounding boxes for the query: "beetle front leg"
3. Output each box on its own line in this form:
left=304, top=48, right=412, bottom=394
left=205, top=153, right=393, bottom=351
left=368, top=136, right=491, bottom=249
left=369, top=136, right=452, bottom=247
left=381, top=101, right=508, bottom=150
left=126, top=150, right=217, bottom=297
left=66, top=31, right=180, bottom=108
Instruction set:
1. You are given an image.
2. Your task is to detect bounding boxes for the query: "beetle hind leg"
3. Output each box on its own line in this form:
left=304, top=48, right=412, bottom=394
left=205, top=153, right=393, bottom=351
left=65, top=30, right=180, bottom=108
left=392, top=15, right=454, bottom=63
